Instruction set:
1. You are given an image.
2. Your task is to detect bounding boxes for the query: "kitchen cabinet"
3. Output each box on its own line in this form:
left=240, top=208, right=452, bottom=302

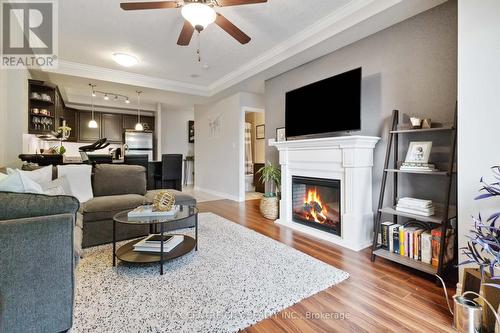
left=102, top=113, right=123, bottom=143
left=62, top=107, right=78, bottom=142
left=141, top=116, right=155, bottom=131
left=122, top=114, right=137, bottom=130
left=78, top=112, right=101, bottom=142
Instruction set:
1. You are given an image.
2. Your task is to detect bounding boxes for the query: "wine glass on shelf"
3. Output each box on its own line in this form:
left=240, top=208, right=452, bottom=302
left=32, top=117, right=40, bottom=130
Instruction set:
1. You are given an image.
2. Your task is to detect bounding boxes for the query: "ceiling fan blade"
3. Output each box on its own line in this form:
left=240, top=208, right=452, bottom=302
left=120, top=1, right=178, bottom=11
left=177, top=20, right=195, bottom=46
left=215, top=13, right=251, bottom=44
left=215, top=0, right=267, bottom=6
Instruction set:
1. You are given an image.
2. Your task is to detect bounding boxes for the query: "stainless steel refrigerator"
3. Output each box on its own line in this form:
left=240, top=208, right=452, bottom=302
left=123, top=130, right=154, bottom=161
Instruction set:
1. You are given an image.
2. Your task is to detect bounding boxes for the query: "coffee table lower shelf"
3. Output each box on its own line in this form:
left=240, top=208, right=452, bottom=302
left=116, top=235, right=196, bottom=264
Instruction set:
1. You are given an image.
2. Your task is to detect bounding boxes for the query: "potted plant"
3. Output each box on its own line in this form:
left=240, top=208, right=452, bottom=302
left=257, top=162, right=281, bottom=220
left=437, top=166, right=500, bottom=332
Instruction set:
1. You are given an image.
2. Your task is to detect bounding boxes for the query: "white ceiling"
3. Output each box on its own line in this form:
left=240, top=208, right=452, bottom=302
left=34, top=0, right=448, bottom=108
left=57, top=0, right=350, bottom=85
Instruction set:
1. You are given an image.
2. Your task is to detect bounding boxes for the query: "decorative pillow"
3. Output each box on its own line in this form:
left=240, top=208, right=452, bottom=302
left=0, top=172, right=8, bottom=183
left=57, top=165, right=93, bottom=203
left=43, top=176, right=71, bottom=196
left=7, top=165, right=53, bottom=187
left=0, top=170, right=44, bottom=194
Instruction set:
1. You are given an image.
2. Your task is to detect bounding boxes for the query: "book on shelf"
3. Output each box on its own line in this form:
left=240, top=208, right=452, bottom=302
left=399, top=162, right=437, bottom=172
left=414, top=229, right=425, bottom=261
left=392, top=225, right=401, bottom=254
left=388, top=224, right=400, bottom=252
left=399, top=227, right=405, bottom=256
left=380, top=221, right=394, bottom=249
left=133, top=234, right=184, bottom=253
left=421, top=231, right=432, bottom=264
left=431, top=228, right=454, bottom=267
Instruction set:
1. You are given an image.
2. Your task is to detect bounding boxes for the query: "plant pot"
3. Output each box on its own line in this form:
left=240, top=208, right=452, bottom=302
left=260, top=196, right=279, bottom=220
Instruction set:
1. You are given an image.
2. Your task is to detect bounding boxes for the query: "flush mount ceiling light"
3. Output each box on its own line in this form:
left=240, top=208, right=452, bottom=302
left=181, top=3, right=216, bottom=31
left=112, top=52, right=139, bottom=67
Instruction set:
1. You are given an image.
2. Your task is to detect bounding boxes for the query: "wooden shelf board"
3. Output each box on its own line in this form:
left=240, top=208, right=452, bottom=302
left=373, top=248, right=437, bottom=274
left=379, top=206, right=456, bottom=224
left=390, top=126, right=454, bottom=134
left=384, top=168, right=449, bottom=176
left=29, top=98, right=54, bottom=105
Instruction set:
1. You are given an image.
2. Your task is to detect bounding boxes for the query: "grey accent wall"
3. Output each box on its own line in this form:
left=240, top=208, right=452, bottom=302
left=265, top=1, right=457, bottom=211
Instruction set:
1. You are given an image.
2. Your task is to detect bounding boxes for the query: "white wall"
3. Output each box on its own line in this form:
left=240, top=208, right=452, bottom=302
left=0, top=69, right=30, bottom=167
left=194, top=92, right=264, bottom=200
left=159, top=106, right=194, bottom=184
left=458, top=0, right=500, bottom=282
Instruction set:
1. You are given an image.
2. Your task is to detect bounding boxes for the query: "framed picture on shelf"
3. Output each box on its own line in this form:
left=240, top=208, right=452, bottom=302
left=188, top=120, right=194, bottom=143
left=405, top=141, right=432, bottom=164
left=276, top=127, right=286, bottom=142
left=256, top=124, right=265, bottom=139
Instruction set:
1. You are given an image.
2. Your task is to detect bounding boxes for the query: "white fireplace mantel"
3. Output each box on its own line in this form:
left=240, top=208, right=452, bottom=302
left=270, top=135, right=380, bottom=251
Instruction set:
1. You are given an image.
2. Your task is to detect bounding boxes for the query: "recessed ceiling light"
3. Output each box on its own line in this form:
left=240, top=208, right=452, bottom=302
left=202, top=64, right=209, bottom=70
left=190, top=74, right=200, bottom=78
left=112, top=53, right=139, bottom=67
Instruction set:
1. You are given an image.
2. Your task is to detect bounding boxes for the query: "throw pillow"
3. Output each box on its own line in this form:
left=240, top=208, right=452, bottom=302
left=7, top=165, right=53, bottom=187
left=57, top=165, right=93, bottom=203
left=0, top=172, right=8, bottom=183
left=0, top=170, right=44, bottom=194
left=43, top=176, right=71, bottom=196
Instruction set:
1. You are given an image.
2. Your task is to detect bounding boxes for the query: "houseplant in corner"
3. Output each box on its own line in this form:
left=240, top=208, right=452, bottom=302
left=437, top=166, right=500, bottom=332
left=257, top=162, right=281, bottom=220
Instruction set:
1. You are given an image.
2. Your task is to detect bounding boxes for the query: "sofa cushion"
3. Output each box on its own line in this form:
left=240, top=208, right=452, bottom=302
left=82, top=194, right=146, bottom=222
left=145, top=189, right=196, bottom=206
left=92, top=164, right=147, bottom=197
left=74, top=212, right=83, bottom=263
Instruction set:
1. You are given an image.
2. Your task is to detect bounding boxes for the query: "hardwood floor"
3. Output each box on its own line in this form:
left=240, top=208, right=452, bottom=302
left=198, top=199, right=457, bottom=333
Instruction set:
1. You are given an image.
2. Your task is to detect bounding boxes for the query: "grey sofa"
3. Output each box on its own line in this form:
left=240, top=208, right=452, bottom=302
left=0, top=192, right=80, bottom=333
left=82, top=164, right=196, bottom=247
left=0, top=163, right=196, bottom=332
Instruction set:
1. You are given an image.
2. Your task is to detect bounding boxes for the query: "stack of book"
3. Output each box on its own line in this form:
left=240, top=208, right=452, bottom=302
left=400, top=162, right=437, bottom=172
left=133, top=234, right=184, bottom=253
left=379, top=221, right=454, bottom=266
left=396, top=197, right=435, bottom=216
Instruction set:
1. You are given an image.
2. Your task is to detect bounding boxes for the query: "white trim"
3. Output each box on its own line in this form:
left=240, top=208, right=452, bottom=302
left=193, top=186, right=242, bottom=202
left=42, top=60, right=211, bottom=96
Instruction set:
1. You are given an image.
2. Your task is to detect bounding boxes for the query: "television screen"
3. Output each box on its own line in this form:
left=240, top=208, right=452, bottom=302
left=285, top=67, right=361, bottom=139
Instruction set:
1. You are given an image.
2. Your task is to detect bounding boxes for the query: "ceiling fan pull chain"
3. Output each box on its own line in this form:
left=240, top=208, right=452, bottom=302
left=197, top=32, right=202, bottom=63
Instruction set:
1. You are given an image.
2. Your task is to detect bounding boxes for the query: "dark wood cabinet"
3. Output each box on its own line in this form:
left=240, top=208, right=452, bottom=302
left=102, top=113, right=123, bottom=143
left=78, top=112, right=101, bottom=142
left=141, top=116, right=155, bottom=131
left=62, top=107, right=78, bottom=142
left=28, top=80, right=57, bottom=135
left=122, top=114, right=137, bottom=130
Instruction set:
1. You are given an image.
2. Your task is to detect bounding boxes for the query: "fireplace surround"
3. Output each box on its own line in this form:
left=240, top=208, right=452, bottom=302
left=270, top=135, right=380, bottom=251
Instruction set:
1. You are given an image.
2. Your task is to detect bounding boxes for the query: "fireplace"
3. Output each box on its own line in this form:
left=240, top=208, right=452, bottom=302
left=292, top=176, right=341, bottom=236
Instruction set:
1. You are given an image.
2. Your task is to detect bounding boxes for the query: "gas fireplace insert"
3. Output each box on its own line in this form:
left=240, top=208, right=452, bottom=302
left=292, top=176, right=341, bottom=236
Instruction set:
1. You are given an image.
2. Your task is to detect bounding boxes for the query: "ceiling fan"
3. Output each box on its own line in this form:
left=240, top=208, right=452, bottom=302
left=120, top=0, right=268, bottom=46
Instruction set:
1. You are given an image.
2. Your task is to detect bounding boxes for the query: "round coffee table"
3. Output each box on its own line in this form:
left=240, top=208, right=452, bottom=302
left=112, top=205, right=198, bottom=275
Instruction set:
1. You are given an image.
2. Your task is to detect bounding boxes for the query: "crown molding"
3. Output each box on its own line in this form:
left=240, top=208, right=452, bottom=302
left=208, top=0, right=403, bottom=95
left=42, top=60, right=212, bottom=97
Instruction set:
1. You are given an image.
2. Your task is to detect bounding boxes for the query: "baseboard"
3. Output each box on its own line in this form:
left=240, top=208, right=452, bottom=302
left=193, top=186, right=242, bottom=202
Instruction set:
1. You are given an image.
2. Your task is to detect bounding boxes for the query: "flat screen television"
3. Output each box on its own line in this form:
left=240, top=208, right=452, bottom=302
left=285, top=67, right=361, bottom=140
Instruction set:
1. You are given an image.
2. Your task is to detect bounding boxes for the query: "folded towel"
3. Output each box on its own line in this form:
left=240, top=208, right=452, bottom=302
left=397, top=202, right=434, bottom=210
left=398, top=197, right=433, bottom=208
left=396, top=206, right=435, bottom=216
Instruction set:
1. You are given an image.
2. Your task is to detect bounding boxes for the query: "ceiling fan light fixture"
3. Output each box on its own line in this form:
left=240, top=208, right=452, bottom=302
left=112, top=53, right=139, bottom=67
left=181, top=3, right=216, bottom=30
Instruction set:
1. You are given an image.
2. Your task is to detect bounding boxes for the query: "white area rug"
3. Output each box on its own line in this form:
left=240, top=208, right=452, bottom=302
left=72, top=213, right=349, bottom=332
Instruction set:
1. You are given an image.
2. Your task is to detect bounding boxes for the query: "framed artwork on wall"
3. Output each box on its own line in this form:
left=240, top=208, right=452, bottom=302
left=276, top=127, right=286, bottom=142
left=256, top=124, right=265, bottom=139
left=188, top=120, right=194, bottom=143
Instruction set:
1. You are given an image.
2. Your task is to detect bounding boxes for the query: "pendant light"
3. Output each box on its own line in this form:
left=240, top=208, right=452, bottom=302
left=135, top=91, right=143, bottom=131
left=88, top=84, right=98, bottom=128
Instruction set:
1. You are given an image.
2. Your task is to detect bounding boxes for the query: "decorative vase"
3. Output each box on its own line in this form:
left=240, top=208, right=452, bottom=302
left=260, top=196, right=279, bottom=220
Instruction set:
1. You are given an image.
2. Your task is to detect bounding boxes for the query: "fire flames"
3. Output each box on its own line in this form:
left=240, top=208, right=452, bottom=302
left=304, top=187, right=328, bottom=223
